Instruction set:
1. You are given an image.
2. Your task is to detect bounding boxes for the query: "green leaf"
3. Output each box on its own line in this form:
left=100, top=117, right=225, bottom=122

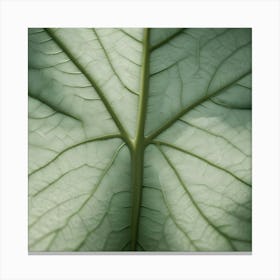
left=28, top=28, right=251, bottom=252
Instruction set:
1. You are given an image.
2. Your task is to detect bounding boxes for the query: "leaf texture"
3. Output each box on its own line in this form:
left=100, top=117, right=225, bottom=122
left=28, top=28, right=251, bottom=252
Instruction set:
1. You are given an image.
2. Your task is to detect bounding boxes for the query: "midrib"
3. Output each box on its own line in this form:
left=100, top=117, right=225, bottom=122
left=130, top=28, right=150, bottom=251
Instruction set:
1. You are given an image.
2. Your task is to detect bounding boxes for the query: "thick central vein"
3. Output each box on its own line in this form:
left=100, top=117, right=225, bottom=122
left=130, top=28, right=150, bottom=251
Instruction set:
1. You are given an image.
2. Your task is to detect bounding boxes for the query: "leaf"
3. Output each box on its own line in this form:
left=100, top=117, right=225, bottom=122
left=28, top=28, right=252, bottom=252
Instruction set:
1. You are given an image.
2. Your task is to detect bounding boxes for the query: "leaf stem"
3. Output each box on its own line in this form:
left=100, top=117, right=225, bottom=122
left=130, top=28, right=150, bottom=251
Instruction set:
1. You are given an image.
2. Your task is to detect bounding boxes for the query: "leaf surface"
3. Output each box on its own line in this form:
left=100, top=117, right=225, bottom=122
left=28, top=28, right=251, bottom=251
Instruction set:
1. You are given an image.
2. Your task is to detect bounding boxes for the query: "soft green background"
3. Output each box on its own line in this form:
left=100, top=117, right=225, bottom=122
left=28, top=28, right=251, bottom=252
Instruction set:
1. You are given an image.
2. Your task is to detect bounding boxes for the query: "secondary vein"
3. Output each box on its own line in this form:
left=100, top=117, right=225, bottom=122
left=44, top=28, right=131, bottom=144
left=145, top=70, right=251, bottom=143
left=156, top=144, right=237, bottom=251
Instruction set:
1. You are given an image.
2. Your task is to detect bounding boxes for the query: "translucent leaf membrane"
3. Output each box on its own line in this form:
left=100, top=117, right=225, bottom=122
left=28, top=28, right=251, bottom=252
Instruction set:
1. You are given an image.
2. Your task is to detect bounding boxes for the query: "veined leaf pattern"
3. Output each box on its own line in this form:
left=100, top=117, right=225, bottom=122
left=28, top=28, right=251, bottom=251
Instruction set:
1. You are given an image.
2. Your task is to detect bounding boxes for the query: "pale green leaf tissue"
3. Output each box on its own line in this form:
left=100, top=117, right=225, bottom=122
left=28, top=28, right=252, bottom=252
